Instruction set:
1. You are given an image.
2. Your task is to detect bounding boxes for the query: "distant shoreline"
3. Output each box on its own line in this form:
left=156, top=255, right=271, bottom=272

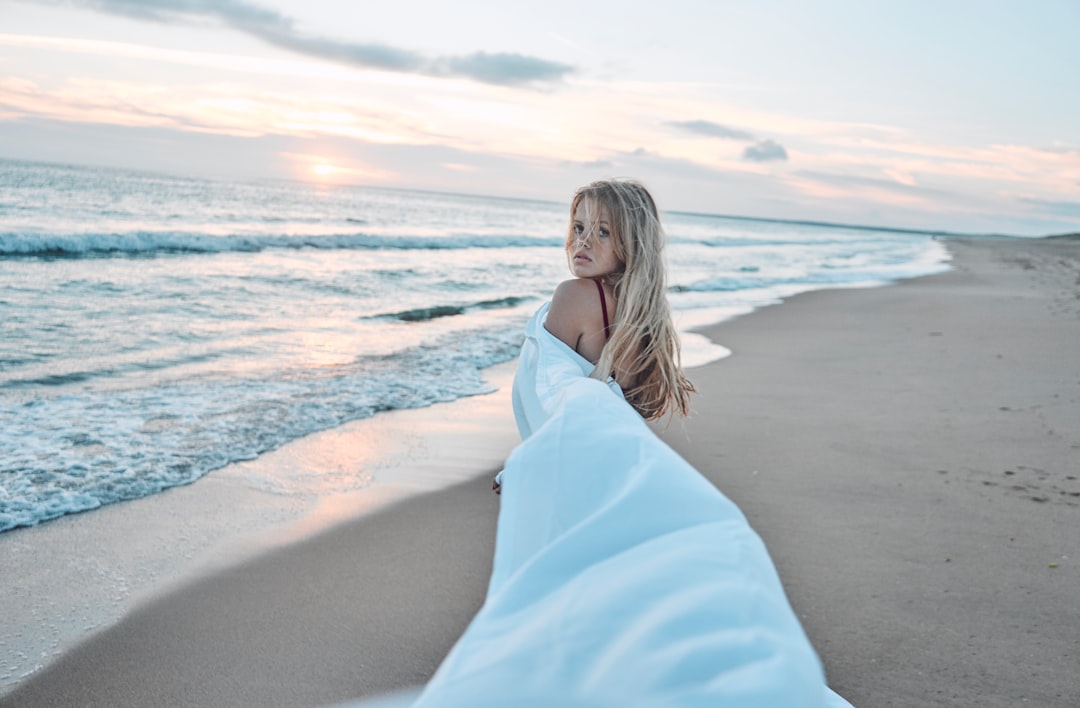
left=1, top=156, right=1050, bottom=240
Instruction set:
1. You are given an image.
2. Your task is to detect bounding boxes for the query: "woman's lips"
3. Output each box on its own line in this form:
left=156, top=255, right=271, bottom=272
left=573, top=253, right=590, bottom=263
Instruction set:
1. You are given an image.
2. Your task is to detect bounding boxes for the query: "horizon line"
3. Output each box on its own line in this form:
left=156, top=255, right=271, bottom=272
left=0, top=155, right=1034, bottom=239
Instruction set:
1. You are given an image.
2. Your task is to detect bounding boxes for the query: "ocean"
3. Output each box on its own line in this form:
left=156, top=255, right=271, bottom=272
left=0, top=158, right=951, bottom=533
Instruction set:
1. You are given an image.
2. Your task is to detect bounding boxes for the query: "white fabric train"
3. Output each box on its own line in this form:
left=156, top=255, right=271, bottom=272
left=356, top=302, right=853, bottom=707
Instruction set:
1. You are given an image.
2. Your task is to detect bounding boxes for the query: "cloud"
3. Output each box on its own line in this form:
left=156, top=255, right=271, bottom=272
left=39, top=0, right=574, bottom=87
left=623, top=147, right=749, bottom=180
left=0, top=76, right=435, bottom=143
left=435, top=52, right=573, bottom=86
left=1036, top=144, right=1080, bottom=155
left=1019, top=197, right=1080, bottom=217
left=743, top=139, right=788, bottom=162
left=666, top=120, right=756, bottom=141
left=791, top=169, right=955, bottom=201
left=667, top=119, right=789, bottom=163
left=560, top=158, right=615, bottom=171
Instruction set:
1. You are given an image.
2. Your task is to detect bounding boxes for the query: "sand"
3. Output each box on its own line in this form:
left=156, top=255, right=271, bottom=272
left=667, top=236, right=1079, bottom=707
left=0, top=363, right=518, bottom=701
left=3, top=235, right=1078, bottom=708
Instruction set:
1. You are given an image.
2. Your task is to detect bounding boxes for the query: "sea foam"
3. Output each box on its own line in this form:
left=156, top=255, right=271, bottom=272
left=0, top=231, right=562, bottom=258
left=0, top=158, right=953, bottom=532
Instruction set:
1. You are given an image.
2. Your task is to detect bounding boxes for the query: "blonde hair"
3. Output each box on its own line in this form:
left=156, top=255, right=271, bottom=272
left=566, top=179, right=695, bottom=419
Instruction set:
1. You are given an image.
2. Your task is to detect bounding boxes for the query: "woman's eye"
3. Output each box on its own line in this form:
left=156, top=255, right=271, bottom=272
left=599, top=229, right=610, bottom=238
left=573, top=224, right=584, bottom=235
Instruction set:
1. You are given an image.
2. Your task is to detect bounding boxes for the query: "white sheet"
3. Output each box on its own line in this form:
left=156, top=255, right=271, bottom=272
left=349, top=303, right=853, bottom=707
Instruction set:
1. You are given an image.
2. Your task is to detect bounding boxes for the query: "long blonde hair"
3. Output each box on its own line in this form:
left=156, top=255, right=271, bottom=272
left=566, top=179, right=695, bottom=419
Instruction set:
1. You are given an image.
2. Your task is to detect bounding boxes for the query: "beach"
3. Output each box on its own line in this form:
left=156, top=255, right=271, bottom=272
left=3, top=234, right=1078, bottom=707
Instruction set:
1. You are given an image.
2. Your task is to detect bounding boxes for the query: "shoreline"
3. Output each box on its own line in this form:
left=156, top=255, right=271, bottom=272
left=0, top=286, right=848, bottom=695
left=0, top=362, right=520, bottom=696
left=4, top=234, right=1078, bottom=707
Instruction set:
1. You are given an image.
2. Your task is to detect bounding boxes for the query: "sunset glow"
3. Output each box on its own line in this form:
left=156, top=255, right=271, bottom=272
left=1, top=3, right=1076, bottom=234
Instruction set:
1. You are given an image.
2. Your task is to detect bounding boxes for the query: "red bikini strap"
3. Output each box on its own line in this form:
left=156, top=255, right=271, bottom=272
left=594, top=279, right=611, bottom=339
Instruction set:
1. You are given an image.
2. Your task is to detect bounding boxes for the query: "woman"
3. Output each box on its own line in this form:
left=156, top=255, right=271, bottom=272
left=398, top=180, right=852, bottom=707
left=500, top=179, right=695, bottom=465
left=545, top=178, right=694, bottom=420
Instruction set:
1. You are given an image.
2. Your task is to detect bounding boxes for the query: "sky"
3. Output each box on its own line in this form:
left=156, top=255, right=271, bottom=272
left=1, top=0, right=1078, bottom=235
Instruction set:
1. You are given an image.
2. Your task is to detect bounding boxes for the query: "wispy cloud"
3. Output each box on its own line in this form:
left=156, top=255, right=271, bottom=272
left=1035, top=144, right=1080, bottom=156
left=0, top=76, right=434, bottom=142
left=792, top=170, right=952, bottom=199
left=782, top=170, right=952, bottom=212
left=1019, top=197, right=1080, bottom=218
left=33, top=0, right=574, bottom=87
left=667, top=118, right=788, bottom=162
left=560, top=158, right=616, bottom=171
left=666, top=119, right=755, bottom=141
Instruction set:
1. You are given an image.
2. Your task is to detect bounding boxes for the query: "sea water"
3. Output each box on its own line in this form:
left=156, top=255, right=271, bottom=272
left=0, top=158, right=951, bottom=532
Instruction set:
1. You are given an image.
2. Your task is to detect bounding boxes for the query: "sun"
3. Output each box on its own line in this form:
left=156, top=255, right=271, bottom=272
left=286, top=153, right=390, bottom=185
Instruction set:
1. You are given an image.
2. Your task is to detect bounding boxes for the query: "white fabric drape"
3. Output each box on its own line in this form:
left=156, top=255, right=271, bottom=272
left=404, top=303, right=853, bottom=707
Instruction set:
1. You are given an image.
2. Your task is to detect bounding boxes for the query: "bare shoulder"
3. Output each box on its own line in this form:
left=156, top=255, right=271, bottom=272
left=548, top=276, right=591, bottom=334
left=545, top=279, right=597, bottom=351
left=552, top=277, right=598, bottom=307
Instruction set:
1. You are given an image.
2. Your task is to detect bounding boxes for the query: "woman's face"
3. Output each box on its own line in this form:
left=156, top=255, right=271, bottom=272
left=568, top=199, right=622, bottom=280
